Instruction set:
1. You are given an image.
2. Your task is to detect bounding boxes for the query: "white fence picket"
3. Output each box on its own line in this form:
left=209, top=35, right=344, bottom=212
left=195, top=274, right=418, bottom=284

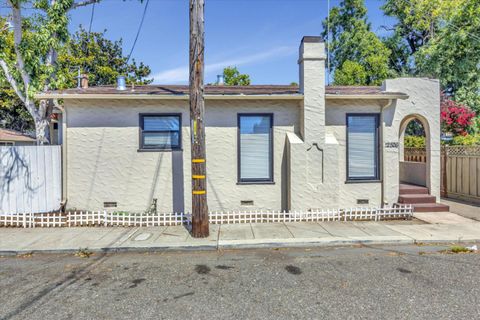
left=0, top=205, right=413, bottom=228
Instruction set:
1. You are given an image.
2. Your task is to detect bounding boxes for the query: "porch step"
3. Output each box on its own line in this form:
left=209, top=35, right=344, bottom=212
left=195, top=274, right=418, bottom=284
left=399, top=183, right=429, bottom=195
left=398, top=194, right=436, bottom=204
left=411, top=203, right=450, bottom=213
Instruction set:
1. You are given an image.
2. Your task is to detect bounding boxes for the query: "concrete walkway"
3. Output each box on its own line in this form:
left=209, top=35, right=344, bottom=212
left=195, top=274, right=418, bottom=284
left=1, top=212, right=479, bottom=254
left=441, top=198, right=480, bottom=222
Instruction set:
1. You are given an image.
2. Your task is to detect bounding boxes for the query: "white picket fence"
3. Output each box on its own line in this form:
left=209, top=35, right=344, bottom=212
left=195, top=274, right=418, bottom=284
left=0, top=205, right=412, bottom=228
left=0, top=146, right=62, bottom=214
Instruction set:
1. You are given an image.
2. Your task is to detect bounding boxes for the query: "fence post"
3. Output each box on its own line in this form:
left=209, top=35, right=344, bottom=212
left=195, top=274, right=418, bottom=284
left=441, top=145, right=448, bottom=198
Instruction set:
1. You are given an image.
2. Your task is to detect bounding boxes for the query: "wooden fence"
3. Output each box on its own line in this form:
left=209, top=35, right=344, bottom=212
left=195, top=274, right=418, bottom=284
left=405, top=146, right=480, bottom=202
left=404, top=147, right=427, bottom=162
left=442, top=146, right=480, bottom=202
left=0, top=146, right=62, bottom=214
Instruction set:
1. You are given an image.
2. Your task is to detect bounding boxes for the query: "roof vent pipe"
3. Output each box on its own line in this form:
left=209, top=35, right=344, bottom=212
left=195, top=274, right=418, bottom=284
left=117, top=76, right=126, bottom=91
left=216, top=74, right=224, bottom=85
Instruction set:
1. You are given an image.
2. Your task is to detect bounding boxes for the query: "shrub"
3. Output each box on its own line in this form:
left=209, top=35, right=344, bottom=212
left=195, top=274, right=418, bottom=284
left=451, top=134, right=480, bottom=146
left=441, top=95, right=476, bottom=136
left=404, top=135, right=426, bottom=147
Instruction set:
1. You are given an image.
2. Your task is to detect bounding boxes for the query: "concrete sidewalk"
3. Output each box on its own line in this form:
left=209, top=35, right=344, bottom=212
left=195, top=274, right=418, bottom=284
left=1, top=212, right=479, bottom=254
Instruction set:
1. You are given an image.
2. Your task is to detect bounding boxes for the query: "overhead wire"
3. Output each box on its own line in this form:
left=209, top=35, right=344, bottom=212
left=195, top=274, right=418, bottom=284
left=126, top=0, right=150, bottom=65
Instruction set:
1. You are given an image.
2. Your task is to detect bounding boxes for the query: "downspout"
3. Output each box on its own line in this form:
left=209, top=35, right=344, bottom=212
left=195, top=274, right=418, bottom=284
left=54, top=100, right=68, bottom=211
left=380, top=99, right=394, bottom=208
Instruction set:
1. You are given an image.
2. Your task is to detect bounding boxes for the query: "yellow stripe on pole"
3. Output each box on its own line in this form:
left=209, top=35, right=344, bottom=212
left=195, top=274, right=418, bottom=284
left=192, top=159, right=205, bottom=163
left=193, top=190, right=206, bottom=195
left=192, top=175, right=206, bottom=179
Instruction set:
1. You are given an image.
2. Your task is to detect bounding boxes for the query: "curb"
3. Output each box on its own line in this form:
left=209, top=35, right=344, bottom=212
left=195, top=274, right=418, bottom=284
left=1, top=237, right=479, bottom=256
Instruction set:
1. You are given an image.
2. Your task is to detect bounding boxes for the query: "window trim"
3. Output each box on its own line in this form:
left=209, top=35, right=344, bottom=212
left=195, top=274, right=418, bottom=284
left=237, top=113, right=274, bottom=184
left=138, top=113, right=182, bottom=152
left=346, top=113, right=380, bottom=182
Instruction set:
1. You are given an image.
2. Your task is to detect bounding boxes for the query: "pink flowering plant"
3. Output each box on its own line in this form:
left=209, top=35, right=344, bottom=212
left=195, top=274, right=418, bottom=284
left=440, top=95, right=476, bottom=136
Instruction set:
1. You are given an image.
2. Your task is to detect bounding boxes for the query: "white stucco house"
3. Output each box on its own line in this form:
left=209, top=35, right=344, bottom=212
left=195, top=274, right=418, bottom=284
left=37, top=36, right=448, bottom=214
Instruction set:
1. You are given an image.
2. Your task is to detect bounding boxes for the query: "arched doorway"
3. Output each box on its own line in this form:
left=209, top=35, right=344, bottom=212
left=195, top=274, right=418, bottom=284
left=399, top=115, right=430, bottom=189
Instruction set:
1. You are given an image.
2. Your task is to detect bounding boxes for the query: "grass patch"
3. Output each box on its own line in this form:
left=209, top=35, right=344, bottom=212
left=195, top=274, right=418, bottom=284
left=441, top=245, right=474, bottom=254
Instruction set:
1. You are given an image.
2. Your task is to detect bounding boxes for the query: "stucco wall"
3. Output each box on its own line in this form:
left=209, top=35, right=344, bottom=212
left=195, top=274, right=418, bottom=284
left=382, top=78, right=441, bottom=204
left=399, top=161, right=427, bottom=187
left=65, top=99, right=299, bottom=212
left=325, top=100, right=384, bottom=207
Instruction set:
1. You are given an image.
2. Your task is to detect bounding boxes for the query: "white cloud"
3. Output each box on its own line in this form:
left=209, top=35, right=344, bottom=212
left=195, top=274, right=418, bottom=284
left=152, top=45, right=296, bottom=84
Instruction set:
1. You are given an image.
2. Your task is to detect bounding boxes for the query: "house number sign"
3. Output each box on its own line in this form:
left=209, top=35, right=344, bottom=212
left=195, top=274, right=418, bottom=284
left=385, top=142, right=399, bottom=148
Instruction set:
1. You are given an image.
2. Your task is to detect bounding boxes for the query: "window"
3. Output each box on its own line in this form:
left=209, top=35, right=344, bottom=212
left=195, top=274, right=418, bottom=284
left=346, top=114, right=380, bottom=181
left=238, top=114, right=273, bottom=183
left=139, top=114, right=181, bottom=150
left=0, top=142, right=14, bottom=146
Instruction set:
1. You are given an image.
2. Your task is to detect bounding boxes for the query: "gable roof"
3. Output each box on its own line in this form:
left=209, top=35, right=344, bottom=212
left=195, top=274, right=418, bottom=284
left=0, top=128, right=36, bottom=143
left=35, top=85, right=408, bottom=100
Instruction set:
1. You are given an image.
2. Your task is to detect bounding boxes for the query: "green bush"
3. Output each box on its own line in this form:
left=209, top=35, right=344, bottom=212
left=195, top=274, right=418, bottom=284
left=451, top=134, right=480, bottom=146
left=404, top=135, right=425, bottom=147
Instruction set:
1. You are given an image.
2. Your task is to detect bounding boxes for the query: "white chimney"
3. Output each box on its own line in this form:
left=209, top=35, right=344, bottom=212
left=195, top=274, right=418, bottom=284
left=298, top=36, right=326, bottom=144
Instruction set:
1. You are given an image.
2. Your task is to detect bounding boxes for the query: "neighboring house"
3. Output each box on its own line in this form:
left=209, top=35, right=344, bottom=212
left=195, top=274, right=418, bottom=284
left=37, top=36, right=446, bottom=213
left=0, top=128, right=36, bottom=146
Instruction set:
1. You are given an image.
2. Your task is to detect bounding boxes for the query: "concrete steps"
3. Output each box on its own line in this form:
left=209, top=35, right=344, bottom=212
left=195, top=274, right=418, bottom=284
left=399, top=184, right=429, bottom=195
left=398, top=183, right=449, bottom=212
left=411, top=203, right=451, bottom=212
left=399, top=194, right=436, bottom=204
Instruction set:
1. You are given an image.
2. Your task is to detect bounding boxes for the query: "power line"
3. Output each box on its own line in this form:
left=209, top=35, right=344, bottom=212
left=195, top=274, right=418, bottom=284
left=126, top=0, right=150, bottom=64
left=88, top=2, right=95, bottom=34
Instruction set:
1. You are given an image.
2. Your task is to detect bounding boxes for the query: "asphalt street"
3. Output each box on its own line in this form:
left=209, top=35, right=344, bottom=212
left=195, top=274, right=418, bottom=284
left=1, top=244, right=479, bottom=320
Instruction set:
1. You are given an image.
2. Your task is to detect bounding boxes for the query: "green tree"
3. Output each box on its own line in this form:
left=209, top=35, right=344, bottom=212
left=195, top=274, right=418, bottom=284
left=321, top=0, right=392, bottom=85
left=382, top=0, right=479, bottom=112
left=0, top=2, right=151, bottom=138
left=222, top=66, right=250, bottom=86
left=382, top=0, right=440, bottom=57
left=0, top=87, right=34, bottom=132
left=415, top=0, right=480, bottom=113
left=0, top=0, right=77, bottom=144
left=56, top=27, right=152, bottom=88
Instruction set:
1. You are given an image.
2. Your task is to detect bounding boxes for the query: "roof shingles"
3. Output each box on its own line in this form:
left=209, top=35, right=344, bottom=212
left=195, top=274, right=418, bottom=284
left=44, top=85, right=403, bottom=97
left=0, top=129, right=36, bottom=142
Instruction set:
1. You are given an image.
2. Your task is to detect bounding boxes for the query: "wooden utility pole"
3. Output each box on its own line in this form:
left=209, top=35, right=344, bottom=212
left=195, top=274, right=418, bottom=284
left=189, top=0, right=209, bottom=237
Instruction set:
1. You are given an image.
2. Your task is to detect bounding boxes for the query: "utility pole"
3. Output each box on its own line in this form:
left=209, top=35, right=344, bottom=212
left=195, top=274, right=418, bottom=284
left=189, top=0, right=209, bottom=237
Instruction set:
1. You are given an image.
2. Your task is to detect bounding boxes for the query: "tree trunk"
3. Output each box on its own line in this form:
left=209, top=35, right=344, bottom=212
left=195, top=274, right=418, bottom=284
left=35, top=117, right=50, bottom=145
left=35, top=99, right=52, bottom=145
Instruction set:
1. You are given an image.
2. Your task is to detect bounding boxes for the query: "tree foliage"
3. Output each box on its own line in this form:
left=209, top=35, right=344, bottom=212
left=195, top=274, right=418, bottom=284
left=0, top=0, right=149, bottom=142
left=321, top=0, right=391, bottom=85
left=56, top=27, right=152, bottom=88
left=383, top=0, right=480, bottom=113
left=223, top=66, right=250, bottom=86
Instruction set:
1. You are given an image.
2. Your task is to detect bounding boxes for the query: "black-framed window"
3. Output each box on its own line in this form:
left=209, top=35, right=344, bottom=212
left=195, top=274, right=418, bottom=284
left=238, top=114, right=273, bottom=183
left=139, top=114, right=182, bottom=151
left=346, top=114, right=380, bottom=181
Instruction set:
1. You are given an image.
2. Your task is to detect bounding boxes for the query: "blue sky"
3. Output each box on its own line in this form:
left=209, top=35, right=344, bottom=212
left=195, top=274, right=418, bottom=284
left=34, top=0, right=398, bottom=84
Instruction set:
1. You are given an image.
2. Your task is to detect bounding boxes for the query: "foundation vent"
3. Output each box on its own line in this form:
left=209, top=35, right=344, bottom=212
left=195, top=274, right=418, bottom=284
left=357, top=199, right=369, bottom=205
left=241, top=200, right=254, bottom=206
left=103, top=202, right=118, bottom=208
